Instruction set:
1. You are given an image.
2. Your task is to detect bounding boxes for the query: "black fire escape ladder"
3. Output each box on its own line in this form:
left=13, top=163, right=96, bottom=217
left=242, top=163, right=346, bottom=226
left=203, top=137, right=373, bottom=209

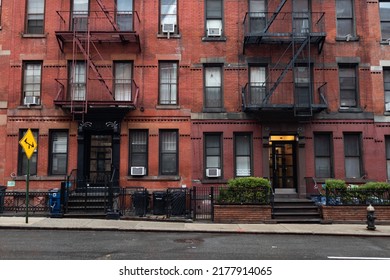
left=263, top=0, right=288, bottom=34
left=264, top=35, right=310, bottom=103
left=73, top=36, right=113, bottom=97
left=95, top=0, right=119, bottom=31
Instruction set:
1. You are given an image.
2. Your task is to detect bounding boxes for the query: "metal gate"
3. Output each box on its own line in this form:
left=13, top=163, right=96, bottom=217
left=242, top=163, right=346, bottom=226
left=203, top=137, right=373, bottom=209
left=191, top=186, right=223, bottom=221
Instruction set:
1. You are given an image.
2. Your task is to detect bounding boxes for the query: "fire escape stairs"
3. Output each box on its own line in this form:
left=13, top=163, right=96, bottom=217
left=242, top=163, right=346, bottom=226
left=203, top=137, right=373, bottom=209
left=264, top=35, right=310, bottom=104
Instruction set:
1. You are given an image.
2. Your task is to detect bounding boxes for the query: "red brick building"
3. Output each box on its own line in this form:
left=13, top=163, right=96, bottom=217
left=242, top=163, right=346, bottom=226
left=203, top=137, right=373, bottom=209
left=0, top=0, right=389, bottom=198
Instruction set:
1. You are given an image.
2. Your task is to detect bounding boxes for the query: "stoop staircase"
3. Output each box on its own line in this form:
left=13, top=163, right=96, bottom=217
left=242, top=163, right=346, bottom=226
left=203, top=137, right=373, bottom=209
left=272, top=194, right=322, bottom=223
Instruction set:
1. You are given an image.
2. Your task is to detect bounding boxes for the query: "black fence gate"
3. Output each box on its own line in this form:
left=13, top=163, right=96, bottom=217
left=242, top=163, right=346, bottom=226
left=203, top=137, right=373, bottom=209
left=191, top=186, right=224, bottom=221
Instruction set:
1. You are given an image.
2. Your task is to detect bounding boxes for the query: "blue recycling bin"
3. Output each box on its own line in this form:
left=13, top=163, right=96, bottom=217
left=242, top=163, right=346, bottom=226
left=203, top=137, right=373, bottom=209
left=49, top=188, right=62, bottom=216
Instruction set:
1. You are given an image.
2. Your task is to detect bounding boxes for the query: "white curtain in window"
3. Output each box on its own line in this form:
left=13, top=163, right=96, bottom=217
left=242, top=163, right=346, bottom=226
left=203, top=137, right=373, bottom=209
left=115, top=63, right=132, bottom=101
left=161, top=0, right=177, bottom=25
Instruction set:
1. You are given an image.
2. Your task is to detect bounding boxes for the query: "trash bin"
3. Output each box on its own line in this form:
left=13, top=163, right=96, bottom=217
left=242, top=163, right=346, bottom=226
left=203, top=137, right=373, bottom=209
left=153, top=191, right=167, bottom=215
left=133, top=190, right=148, bottom=216
left=0, top=186, right=6, bottom=214
left=49, top=188, right=62, bottom=216
left=169, top=190, right=186, bottom=216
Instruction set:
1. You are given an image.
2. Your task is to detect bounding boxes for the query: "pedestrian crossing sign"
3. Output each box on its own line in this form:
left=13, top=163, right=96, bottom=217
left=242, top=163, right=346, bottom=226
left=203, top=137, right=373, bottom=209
left=19, top=129, right=37, bottom=159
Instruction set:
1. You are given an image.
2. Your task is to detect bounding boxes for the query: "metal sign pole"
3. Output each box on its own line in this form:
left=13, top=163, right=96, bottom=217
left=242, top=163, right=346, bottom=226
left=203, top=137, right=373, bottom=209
left=26, top=158, right=30, bottom=224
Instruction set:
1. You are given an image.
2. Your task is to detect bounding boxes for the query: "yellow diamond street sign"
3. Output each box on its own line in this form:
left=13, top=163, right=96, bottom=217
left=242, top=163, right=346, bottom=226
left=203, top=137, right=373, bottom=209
left=19, top=129, right=37, bottom=159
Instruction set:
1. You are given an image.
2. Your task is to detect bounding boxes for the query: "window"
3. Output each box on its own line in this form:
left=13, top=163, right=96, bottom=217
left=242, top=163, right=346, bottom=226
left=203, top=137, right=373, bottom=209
left=294, top=65, right=312, bottom=107
left=336, top=0, right=355, bottom=38
left=160, top=0, right=177, bottom=34
left=69, top=61, right=86, bottom=101
left=129, top=130, right=148, bottom=175
left=26, top=0, right=45, bottom=34
left=116, top=0, right=133, bottom=31
left=159, top=130, right=178, bottom=175
left=159, top=61, right=178, bottom=105
left=293, top=0, right=310, bottom=34
left=249, top=0, right=266, bottom=33
left=314, top=133, right=333, bottom=178
left=339, top=64, right=358, bottom=108
left=249, top=66, right=266, bottom=105
left=380, top=0, right=390, bottom=41
left=23, top=62, right=42, bottom=106
left=18, top=129, right=38, bottom=176
left=344, top=133, right=363, bottom=178
left=234, top=133, right=252, bottom=177
left=384, top=68, right=390, bottom=112
left=72, top=0, right=89, bottom=31
left=205, top=133, right=222, bottom=177
left=386, top=136, right=390, bottom=180
left=49, top=131, right=68, bottom=175
left=204, top=66, right=223, bottom=110
left=206, top=0, right=223, bottom=37
left=114, top=62, right=132, bottom=101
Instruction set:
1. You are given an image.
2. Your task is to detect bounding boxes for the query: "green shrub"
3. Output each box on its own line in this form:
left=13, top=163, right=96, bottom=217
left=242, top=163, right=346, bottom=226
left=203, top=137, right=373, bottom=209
left=361, top=182, right=390, bottom=190
left=217, top=177, right=272, bottom=204
left=325, top=179, right=347, bottom=190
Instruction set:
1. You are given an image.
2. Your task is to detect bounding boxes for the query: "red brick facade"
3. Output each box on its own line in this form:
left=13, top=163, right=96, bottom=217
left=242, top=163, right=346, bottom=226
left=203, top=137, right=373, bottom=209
left=0, top=1, right=389, bottom=195
left=322, top=206, right=390, bottom=223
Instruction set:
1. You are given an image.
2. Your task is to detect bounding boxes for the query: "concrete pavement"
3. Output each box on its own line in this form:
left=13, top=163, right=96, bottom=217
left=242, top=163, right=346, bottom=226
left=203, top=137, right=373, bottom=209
left=1, top=216, right=390, bottom=236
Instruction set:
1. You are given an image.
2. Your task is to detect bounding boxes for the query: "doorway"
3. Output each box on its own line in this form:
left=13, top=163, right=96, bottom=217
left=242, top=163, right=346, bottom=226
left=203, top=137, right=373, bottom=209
left=269, top=136, right=297, bottom=190
left=87, top=134, right=112, bottom=185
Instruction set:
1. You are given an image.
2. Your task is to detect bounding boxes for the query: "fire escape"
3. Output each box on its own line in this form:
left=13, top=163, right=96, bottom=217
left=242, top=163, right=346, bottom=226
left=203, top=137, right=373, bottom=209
left=242, top=0, right=327, bottom=118
left=54, top=0, right=141, bottom=120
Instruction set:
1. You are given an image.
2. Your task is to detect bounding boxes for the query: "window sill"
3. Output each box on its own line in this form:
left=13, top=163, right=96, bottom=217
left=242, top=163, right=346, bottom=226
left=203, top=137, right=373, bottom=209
left=14, top=175, right=65, bottom=181
left=202, top=36, right=227, bottom=42
left=157, top=33, right=181, bottom=39
left=335, top=35, right=359, bottom=42
left=21, top=33, right=47, bottom=38
left=156, top=105, right=180, bottom=110
left=201, top=178, right=228, bottom=184
left=202, top=108, right=226, bottom=113
left=384, top=111, right=390, bottom=116
left=127, top=175, right=181, bottom=181
left=17, top=105, right=42, bottom=110
left=338, top=107, right=363, bottom=113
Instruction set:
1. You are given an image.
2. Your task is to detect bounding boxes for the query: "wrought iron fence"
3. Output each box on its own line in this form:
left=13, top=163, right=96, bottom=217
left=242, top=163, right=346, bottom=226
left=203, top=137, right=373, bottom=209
left=325, top=187, right=390, bottom=206
left=0, top=191, right=50, bottom=214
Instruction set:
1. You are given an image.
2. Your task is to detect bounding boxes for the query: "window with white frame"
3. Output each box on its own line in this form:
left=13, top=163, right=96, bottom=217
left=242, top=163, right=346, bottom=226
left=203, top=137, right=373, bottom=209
left=26, top=0, right=45, bottom=34
left=205, top=133, right=222, bottom=178
left=344, top=133, right=363, bottom=178
left=114, top=62, right=132, bottom=101
left=129, top=130, right=148, bottom=175
left=249, top=66, right=266, bottom=105
left=72, top=0, right=89, bottom=31
left=206, top=0, right=223, bottom=37
left=380, top=0, right=390, bottom=41
left=160, top=0, right=177, bottom=34
left=69, top=61, right=86, bottom=101
left=384, top=68, right=390, bottom=112
left=116, top=0, right=133, bottom=31
left=159, top=61, right=178, bottom=105
left=49, top=131, right=68, bottom=175
left=204, top=66, right=223, bottom=109
left=234, top=133, right=252, bottom=177
left=336, top=0, right=355, bottom=38
left=23, top=62, right=42, bottom=106
left=339, top=64, right=358, bottom=108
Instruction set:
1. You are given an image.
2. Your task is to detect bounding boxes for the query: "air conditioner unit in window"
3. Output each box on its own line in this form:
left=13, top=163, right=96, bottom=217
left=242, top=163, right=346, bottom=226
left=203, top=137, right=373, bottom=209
left=206, top=168, right=221, bottom=178
left=207, top=27, right=221, bottom=37
left=162, top=23, right=175, bottom=33
left=24, top=96, right=40, bottom=106
left=386, top=102, right=390, bottom=112
left=131, top=166, right=146, bottom=176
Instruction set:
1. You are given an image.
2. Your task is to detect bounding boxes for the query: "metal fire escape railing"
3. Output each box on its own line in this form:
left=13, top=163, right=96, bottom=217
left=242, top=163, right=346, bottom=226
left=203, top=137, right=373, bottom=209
left=242, top=0, right=327, bottom=116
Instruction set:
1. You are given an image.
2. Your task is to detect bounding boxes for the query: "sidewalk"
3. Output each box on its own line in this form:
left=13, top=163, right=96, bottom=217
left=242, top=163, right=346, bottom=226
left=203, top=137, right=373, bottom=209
left=1, top=216, right=390, bottom=236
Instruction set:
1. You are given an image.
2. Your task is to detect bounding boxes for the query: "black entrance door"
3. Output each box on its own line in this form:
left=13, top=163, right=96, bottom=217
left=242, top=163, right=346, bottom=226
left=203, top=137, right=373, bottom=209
left=270, top=141, right=297, bottom=190
left=87, top=134, right=113, bottom=185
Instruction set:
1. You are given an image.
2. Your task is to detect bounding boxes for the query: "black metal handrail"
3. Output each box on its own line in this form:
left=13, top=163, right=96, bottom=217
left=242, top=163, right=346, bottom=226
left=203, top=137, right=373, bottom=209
left=0, top=191, right=50, bottom=214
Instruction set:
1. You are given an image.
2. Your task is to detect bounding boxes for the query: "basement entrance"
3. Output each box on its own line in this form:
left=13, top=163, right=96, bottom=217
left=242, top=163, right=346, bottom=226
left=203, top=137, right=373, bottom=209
left=269, top=135, right=298, bottom=192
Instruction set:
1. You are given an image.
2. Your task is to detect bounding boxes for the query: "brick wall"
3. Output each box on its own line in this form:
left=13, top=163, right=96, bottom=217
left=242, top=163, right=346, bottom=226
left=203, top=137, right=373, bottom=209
left=213, top=204, right=272, bottom=223
left=321, top=206, right=390, bottom=222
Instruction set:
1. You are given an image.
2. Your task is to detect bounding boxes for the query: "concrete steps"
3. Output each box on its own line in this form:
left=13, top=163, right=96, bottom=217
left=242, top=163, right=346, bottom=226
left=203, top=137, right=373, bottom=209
left=272, top=197, right=322, bottom=223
